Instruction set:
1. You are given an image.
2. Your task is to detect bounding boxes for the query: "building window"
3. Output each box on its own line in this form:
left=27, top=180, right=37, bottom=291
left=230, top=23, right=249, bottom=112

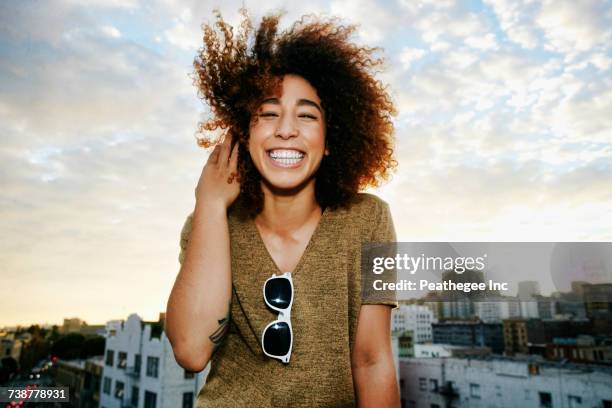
left=184, top=369, right=195, bottom=379
left=568, top=395, right=582, bottom=408
left=430, top=379, right=439, bottom=392
left=470, top=383, right=481, bottom=399
left=539, top=392, right=552, bottom=408
left=105, top=349, right=114, bottom=367
left=118, top=351, right=127, bottom=369
left=146, top=356, right=159, bottom=378
left=144, top=390, right=157, bottom=408
left=114, top=381, right=124, bottom=399
left=131, top=386, right=139, bottom=407
left=102, top=377, right=111, bottom=395
left=418, top=377, right=427, bottom=391
left=134, top=354, right=142, bottom=373
left=182, top=392, right=194, bottom=408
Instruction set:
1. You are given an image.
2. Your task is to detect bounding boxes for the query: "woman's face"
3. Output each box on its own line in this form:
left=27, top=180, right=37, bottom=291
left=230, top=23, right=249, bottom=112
left=249, top=74, right=328, bottom=192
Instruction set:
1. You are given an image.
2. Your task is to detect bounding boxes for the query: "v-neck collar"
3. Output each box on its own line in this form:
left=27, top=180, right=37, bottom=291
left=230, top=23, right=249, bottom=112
left=248, top=206, right=330, bottom=275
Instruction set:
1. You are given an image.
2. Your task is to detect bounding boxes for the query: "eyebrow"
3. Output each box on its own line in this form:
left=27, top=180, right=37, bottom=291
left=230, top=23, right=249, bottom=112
left=261, top=98, right=323, bottom=114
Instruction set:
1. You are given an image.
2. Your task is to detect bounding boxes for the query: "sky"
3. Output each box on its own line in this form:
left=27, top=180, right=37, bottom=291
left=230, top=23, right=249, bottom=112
left=1, top=0, right=611, bottom=327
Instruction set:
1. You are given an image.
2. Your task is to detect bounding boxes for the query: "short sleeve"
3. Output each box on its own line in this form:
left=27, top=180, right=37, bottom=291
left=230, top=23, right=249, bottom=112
left=361, top=198, right=398, bottom=309
left=178, top=212, right=194, bottom=265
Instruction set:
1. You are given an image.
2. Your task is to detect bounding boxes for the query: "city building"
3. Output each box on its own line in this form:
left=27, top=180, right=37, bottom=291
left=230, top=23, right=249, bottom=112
left=441, top=299, right=474, bottom=320
left=414, top=344, right=490, bottom=358
left=545, top=335, right=612, bottom=364
left=62, top=318, right=106, bottom=336
left=503, top=318, right=591, bottom=356
left=397, top=331, right=415, bottom=358
left=474, top=297, right=521, bottom=323
left=571, top=281, right=591, bottom=297
left=433, top=321, right=504, bottom=354
left=399, top=356, right=612, bottom=408
left=533, top=295, right=556, bottom=319
left=519, top=300, right=539, bottom=319
left=1, top=334, right=24, bottom=362
left=99, top=313, right=208, bottom=408
left=584, top=283, right=612, bottom=320
left=552, top=291, right=587, bottom=319
left=54, top=356, right=103, bottom=408
left=392, top=305, right=435, bottom=343
left=517, top=281, right=540, bottom=300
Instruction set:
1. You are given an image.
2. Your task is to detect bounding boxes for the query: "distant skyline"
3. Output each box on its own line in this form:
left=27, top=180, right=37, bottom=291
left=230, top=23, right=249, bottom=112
left=1, top=0, right=611, bottom=326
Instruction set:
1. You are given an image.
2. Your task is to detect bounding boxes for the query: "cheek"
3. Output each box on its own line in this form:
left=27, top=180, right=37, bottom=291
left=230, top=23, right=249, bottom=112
left=308, top=130, right=327, bottom=153
left=247, top=128, right=263, bottom=153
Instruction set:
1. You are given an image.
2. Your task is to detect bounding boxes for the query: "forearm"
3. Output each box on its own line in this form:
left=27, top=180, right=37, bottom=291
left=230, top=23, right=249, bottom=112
left=165, top=201, right=233, bottom=371
left=353, top=360, right=400, bottom=407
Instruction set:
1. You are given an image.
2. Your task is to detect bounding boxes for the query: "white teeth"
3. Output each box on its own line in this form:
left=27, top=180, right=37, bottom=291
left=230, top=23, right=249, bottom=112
left=268, top=149, right=305, bottom=159
left=272, top=157, right=301, bottom=165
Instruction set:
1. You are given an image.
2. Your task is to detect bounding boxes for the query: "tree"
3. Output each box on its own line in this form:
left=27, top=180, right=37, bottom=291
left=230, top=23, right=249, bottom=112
left=0, top=357, right=18, bottom=384
left=79, top=336, right=105, bottom=358
left=50, top=333, right=85, bottom=360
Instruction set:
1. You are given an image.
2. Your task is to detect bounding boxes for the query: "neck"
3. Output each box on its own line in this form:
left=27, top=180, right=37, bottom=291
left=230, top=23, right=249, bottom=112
left=256, top=179, right=322, bottom=234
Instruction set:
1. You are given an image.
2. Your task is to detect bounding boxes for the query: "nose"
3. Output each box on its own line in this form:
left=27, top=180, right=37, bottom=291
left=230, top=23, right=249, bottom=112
left=275, top=113, right=298, bottom=140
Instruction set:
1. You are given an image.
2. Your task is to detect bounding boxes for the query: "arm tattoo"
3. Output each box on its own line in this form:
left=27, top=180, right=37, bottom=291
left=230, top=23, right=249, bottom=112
left=209, top=303, right=231, bottom=352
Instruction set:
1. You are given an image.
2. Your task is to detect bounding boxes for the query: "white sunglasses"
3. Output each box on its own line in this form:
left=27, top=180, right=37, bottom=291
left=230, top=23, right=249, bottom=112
left=261, top=272, right=294, bottom=364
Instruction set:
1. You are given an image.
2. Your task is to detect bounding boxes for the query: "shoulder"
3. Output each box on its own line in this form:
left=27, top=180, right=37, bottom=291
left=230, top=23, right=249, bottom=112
left=345, top=192, right=391, bottom=215
left=178, top=212, right=195, bottom=264
left=331, top=193, right=392, bottom=238
left=180, top=212, right=195, bottom=245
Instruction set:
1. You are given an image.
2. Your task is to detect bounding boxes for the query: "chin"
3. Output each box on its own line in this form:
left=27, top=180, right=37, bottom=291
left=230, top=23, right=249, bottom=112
left=261, top=173, right=315, bottom=194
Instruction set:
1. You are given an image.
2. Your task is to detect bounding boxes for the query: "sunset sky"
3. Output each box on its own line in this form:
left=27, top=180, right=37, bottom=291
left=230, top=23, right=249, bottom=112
left=1, top=0, right=611, bottom=327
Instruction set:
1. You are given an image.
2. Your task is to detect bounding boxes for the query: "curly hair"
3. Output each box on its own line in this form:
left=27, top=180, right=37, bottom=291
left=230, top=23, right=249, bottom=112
left=193, top=9, right=397, bottom=216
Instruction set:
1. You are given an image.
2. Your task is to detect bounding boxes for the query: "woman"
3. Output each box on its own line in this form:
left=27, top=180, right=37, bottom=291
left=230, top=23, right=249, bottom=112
left=166, top=9, right=399, bottom=407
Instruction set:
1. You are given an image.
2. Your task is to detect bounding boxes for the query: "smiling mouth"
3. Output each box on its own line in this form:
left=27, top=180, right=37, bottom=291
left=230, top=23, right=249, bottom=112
left=267, top=149, right=305, bottom=166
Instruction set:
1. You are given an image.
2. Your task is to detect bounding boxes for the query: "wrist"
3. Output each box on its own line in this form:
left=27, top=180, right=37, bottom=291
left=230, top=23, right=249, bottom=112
left=194, top=198, right=227, bottom=219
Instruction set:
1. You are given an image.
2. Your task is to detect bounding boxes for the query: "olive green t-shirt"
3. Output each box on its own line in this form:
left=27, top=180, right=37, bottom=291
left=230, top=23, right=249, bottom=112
left=178, top=193, right=397, bottom=407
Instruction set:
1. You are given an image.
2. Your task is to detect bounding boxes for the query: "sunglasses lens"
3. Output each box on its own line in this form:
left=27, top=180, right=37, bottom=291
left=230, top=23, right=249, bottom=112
left=263, top=321, right=291, bottom=357
left=264, top=277, right=292, bottom=310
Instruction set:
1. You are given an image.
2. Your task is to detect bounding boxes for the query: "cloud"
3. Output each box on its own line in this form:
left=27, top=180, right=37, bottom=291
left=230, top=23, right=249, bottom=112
left=330, top=0, right=402, bottom=43
left=482, top=0, right=541, bottom=49
left=399, top=47, right=426, bottom=69
left=101, top=25, right=121, bottom=38
left=536, top=0, right=612, bottom=57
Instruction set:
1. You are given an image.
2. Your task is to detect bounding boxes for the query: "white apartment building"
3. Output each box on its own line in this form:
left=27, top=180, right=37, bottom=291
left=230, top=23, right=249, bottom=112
left=414, top=344, right=461, bottom=358
left=519, top=300, right=540, bottom=319
left=414, top=344, right=489, bottom=359
left=474, top=298, right=521, bottom=323
left=99, top=313, right=208, bottom=408
left=392, top=305, right=435, bottom=343
left=399, top=357, right=612, bottom=408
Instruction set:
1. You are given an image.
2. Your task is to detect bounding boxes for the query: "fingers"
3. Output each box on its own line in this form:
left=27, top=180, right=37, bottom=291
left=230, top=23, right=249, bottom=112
left=218, top=134, right=232, bottom=165
left=229, top=141, right=239, bottom=172
left=209, top=144, right=221, bottom=165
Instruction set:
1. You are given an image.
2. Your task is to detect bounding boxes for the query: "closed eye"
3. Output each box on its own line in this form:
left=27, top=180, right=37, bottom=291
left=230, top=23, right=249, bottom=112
left=299, top=114, right=317, bottom=120
left=260, top=112, right=279, bottom=118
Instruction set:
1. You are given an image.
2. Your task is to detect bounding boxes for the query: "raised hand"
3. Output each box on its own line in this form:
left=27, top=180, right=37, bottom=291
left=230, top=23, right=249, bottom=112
left=195, top=133, right=241, bottom=210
